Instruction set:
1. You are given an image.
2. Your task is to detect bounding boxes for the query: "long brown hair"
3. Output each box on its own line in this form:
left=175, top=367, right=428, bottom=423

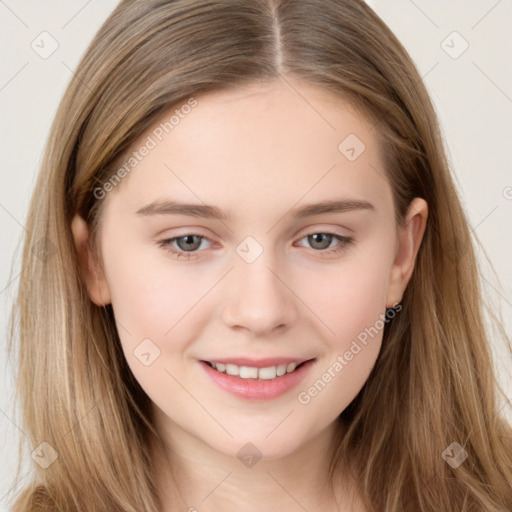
left=9, top=0, right=512, bottom=510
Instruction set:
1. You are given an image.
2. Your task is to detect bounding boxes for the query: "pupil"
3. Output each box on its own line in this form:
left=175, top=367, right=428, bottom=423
left=310, top=233, right=331, bottom=250
left=178, top=235, right=200, bottom=251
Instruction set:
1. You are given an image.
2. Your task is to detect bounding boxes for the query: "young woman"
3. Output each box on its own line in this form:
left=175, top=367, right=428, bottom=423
left=9, top=0, right=512, bottom=510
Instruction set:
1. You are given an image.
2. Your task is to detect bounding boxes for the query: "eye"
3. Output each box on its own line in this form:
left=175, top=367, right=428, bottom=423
left=295, top=232, right=353, bottom=256
left=158, top=231, right=354, bottom=260
left=158, top=234, right=213, bottom=260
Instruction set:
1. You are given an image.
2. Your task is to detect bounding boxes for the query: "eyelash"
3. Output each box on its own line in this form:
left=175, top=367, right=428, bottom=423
left=157, top=231, right=354, bottom=260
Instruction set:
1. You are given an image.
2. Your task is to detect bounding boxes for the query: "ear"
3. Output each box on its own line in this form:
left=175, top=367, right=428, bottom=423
left=71, top=214, right=111, bottom=306
left=386, top=197, right=428, bottom=307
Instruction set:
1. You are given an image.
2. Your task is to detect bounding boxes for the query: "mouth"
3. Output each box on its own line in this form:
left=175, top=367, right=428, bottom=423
left=199, top=357, right=316, bottom=400
left=201, top=359, right=313, bottom=380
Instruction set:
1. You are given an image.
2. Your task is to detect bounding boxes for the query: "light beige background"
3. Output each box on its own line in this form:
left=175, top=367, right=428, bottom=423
left=1, top=1, right=511, bottom=509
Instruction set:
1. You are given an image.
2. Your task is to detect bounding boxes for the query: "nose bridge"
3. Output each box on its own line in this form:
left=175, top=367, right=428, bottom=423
left=221, top=236, right=298, bottom=335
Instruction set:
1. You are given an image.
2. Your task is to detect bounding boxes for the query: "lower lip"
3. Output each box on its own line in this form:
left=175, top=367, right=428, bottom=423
left=199, top=359, right=316, bottom=401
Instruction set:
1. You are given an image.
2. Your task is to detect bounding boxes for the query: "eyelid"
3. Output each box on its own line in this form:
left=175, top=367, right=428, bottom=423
left=294, top=224, right=351, bottom=238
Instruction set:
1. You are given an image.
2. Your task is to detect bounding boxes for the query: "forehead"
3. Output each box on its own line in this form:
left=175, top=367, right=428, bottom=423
left=103, top=78, right=392, bottom=222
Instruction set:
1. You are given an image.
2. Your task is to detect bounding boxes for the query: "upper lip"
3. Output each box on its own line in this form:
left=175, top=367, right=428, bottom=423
left=202, top=357, right=314, bottom=368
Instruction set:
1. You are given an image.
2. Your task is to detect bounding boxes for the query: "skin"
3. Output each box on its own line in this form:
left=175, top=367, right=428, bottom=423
left=72, top=78, right=428, bottom=512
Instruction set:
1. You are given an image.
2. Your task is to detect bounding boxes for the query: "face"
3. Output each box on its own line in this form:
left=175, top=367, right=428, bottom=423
left=73, top=79, right=426, bottom=461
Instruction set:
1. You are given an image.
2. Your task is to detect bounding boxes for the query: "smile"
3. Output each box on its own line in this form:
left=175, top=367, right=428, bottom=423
left=199, top=358, right=316, bottom=400
left=204, top=360, right=306, bottom=379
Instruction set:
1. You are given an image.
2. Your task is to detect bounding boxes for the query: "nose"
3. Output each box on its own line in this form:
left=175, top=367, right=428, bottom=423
left=221, top=250, right=299, bottom=337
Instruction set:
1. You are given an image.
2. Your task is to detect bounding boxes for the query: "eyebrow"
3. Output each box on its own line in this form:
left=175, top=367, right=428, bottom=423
left=135, top=198, right=375, bottom=220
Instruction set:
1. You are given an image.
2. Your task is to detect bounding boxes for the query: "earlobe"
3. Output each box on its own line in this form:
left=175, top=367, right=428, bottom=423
left=386, top=198, right=428, bottom=308
left=70, top=214, right=111, bottom=306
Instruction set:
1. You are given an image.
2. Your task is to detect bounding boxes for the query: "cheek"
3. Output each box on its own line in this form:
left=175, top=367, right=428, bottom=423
left=102, top=238, right=212, bottom=352
left=294, top=241, right=394, bottom=411
left=307, top=245, right=393, bottom=345
left=102, top=251, right=213, bottom=406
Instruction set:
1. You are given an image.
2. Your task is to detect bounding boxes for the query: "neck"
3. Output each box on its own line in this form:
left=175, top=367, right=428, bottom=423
left=150, top=414, right=361, bottom=512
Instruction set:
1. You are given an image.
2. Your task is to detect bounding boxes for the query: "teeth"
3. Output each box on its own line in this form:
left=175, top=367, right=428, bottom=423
left=276, top=364, right=287, bottom=377
left=239, top=366, right=258, bottom=378
left=258, top=366, right=276, bottom=379
left=209, top=361, right=302, bottom=379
